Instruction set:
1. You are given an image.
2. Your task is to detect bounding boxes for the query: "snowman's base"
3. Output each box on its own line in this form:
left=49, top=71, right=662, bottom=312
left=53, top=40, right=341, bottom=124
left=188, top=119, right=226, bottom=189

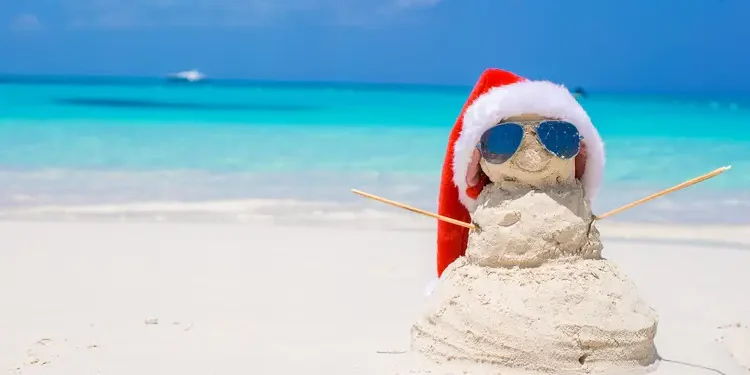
left=401, top=258, right=659, bottom=374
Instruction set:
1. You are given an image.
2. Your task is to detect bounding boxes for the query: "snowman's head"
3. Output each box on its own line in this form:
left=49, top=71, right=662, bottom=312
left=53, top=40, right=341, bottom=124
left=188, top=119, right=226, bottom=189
left=474, top=113, right=582, bottom=187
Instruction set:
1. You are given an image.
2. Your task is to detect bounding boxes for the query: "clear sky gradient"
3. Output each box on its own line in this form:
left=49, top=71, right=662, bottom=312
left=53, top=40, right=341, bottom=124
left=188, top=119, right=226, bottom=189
left=1, top=0, right=748, bottom=92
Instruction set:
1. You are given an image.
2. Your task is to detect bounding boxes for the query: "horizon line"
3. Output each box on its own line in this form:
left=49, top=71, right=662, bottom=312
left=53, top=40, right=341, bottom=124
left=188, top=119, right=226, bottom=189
left=1, top=72, right=748, bottom=97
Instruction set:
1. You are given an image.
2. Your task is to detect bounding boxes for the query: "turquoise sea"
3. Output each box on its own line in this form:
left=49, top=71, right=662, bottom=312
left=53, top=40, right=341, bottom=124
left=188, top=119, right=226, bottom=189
left=0, top=75, right=748, bottom=224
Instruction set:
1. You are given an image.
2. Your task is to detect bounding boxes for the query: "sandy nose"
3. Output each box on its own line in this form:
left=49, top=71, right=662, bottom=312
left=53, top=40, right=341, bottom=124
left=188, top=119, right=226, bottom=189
left=512, top=147, right=551, bottom=172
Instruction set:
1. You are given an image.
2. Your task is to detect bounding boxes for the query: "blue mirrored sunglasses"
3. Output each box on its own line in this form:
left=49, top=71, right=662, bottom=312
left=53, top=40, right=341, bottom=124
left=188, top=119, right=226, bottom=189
left=477, top=120, right=583, bottom=165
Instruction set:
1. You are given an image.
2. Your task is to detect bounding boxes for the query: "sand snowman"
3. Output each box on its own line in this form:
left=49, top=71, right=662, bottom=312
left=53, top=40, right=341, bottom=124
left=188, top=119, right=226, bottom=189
left=398, top=69, right=659, bottom=375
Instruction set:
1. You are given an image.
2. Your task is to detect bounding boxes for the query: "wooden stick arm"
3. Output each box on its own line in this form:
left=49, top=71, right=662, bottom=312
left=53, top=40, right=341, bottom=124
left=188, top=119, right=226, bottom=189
left=350, top=189, right=476, bottom=230
left=594, top=165, right=731, bottom=220
left=351, top=165, right=731, bottom=228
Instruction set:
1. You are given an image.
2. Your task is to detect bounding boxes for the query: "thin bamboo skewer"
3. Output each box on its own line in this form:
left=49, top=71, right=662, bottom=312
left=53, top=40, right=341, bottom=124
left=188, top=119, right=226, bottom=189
left=351, top=189, right=476, bottom=230
left=351, top=165, right=731, bottom=229
left=594, top=165, right=731, bottom=220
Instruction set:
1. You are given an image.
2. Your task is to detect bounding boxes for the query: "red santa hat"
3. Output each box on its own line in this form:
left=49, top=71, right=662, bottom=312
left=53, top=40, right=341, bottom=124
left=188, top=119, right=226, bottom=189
left=435, top=68, right=605, bottom=277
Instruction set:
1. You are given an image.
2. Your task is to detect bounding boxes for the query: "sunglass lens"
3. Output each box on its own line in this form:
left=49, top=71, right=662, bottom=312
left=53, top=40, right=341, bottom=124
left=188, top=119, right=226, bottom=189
left=480, top=123, right=524, bottom=164
left=537, top=121, right=581, bottom=159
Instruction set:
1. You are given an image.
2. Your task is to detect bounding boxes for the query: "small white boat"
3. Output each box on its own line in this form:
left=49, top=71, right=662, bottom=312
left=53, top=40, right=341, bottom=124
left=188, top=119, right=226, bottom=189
left=166, top=69, right=206, bottom=82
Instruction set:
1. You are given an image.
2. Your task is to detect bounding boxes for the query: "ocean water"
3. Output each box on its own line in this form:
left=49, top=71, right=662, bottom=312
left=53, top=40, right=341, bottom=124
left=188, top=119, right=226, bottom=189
left=0, top=75, right=748, bottom=225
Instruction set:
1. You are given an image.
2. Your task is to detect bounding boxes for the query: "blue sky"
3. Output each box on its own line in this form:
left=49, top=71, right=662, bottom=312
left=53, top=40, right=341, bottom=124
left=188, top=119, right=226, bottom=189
left=1, top=0, right=749, bottom=92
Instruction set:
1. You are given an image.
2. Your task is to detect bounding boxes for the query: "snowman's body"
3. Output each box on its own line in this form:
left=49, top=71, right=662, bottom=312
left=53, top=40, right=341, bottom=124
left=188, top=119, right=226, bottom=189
left=467, top=180, right=601, bottom=268
left=403, top=183, right=659, bottom=375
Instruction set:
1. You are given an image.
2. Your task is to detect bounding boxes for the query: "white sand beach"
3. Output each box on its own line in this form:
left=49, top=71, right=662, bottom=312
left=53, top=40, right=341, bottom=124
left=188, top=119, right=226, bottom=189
left=1, top=220, right=749, bottom=375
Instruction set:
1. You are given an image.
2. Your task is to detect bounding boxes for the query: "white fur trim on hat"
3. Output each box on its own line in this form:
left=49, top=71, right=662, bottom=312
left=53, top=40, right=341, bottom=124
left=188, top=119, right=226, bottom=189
left=452, top=80, right=605, bottom=211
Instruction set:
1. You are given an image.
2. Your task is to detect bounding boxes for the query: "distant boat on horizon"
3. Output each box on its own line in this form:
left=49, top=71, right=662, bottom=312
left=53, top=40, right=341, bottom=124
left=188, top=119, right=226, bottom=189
left=571, top=86, right=588, bottom=99
left=166, top=69, right=206, bottom=83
